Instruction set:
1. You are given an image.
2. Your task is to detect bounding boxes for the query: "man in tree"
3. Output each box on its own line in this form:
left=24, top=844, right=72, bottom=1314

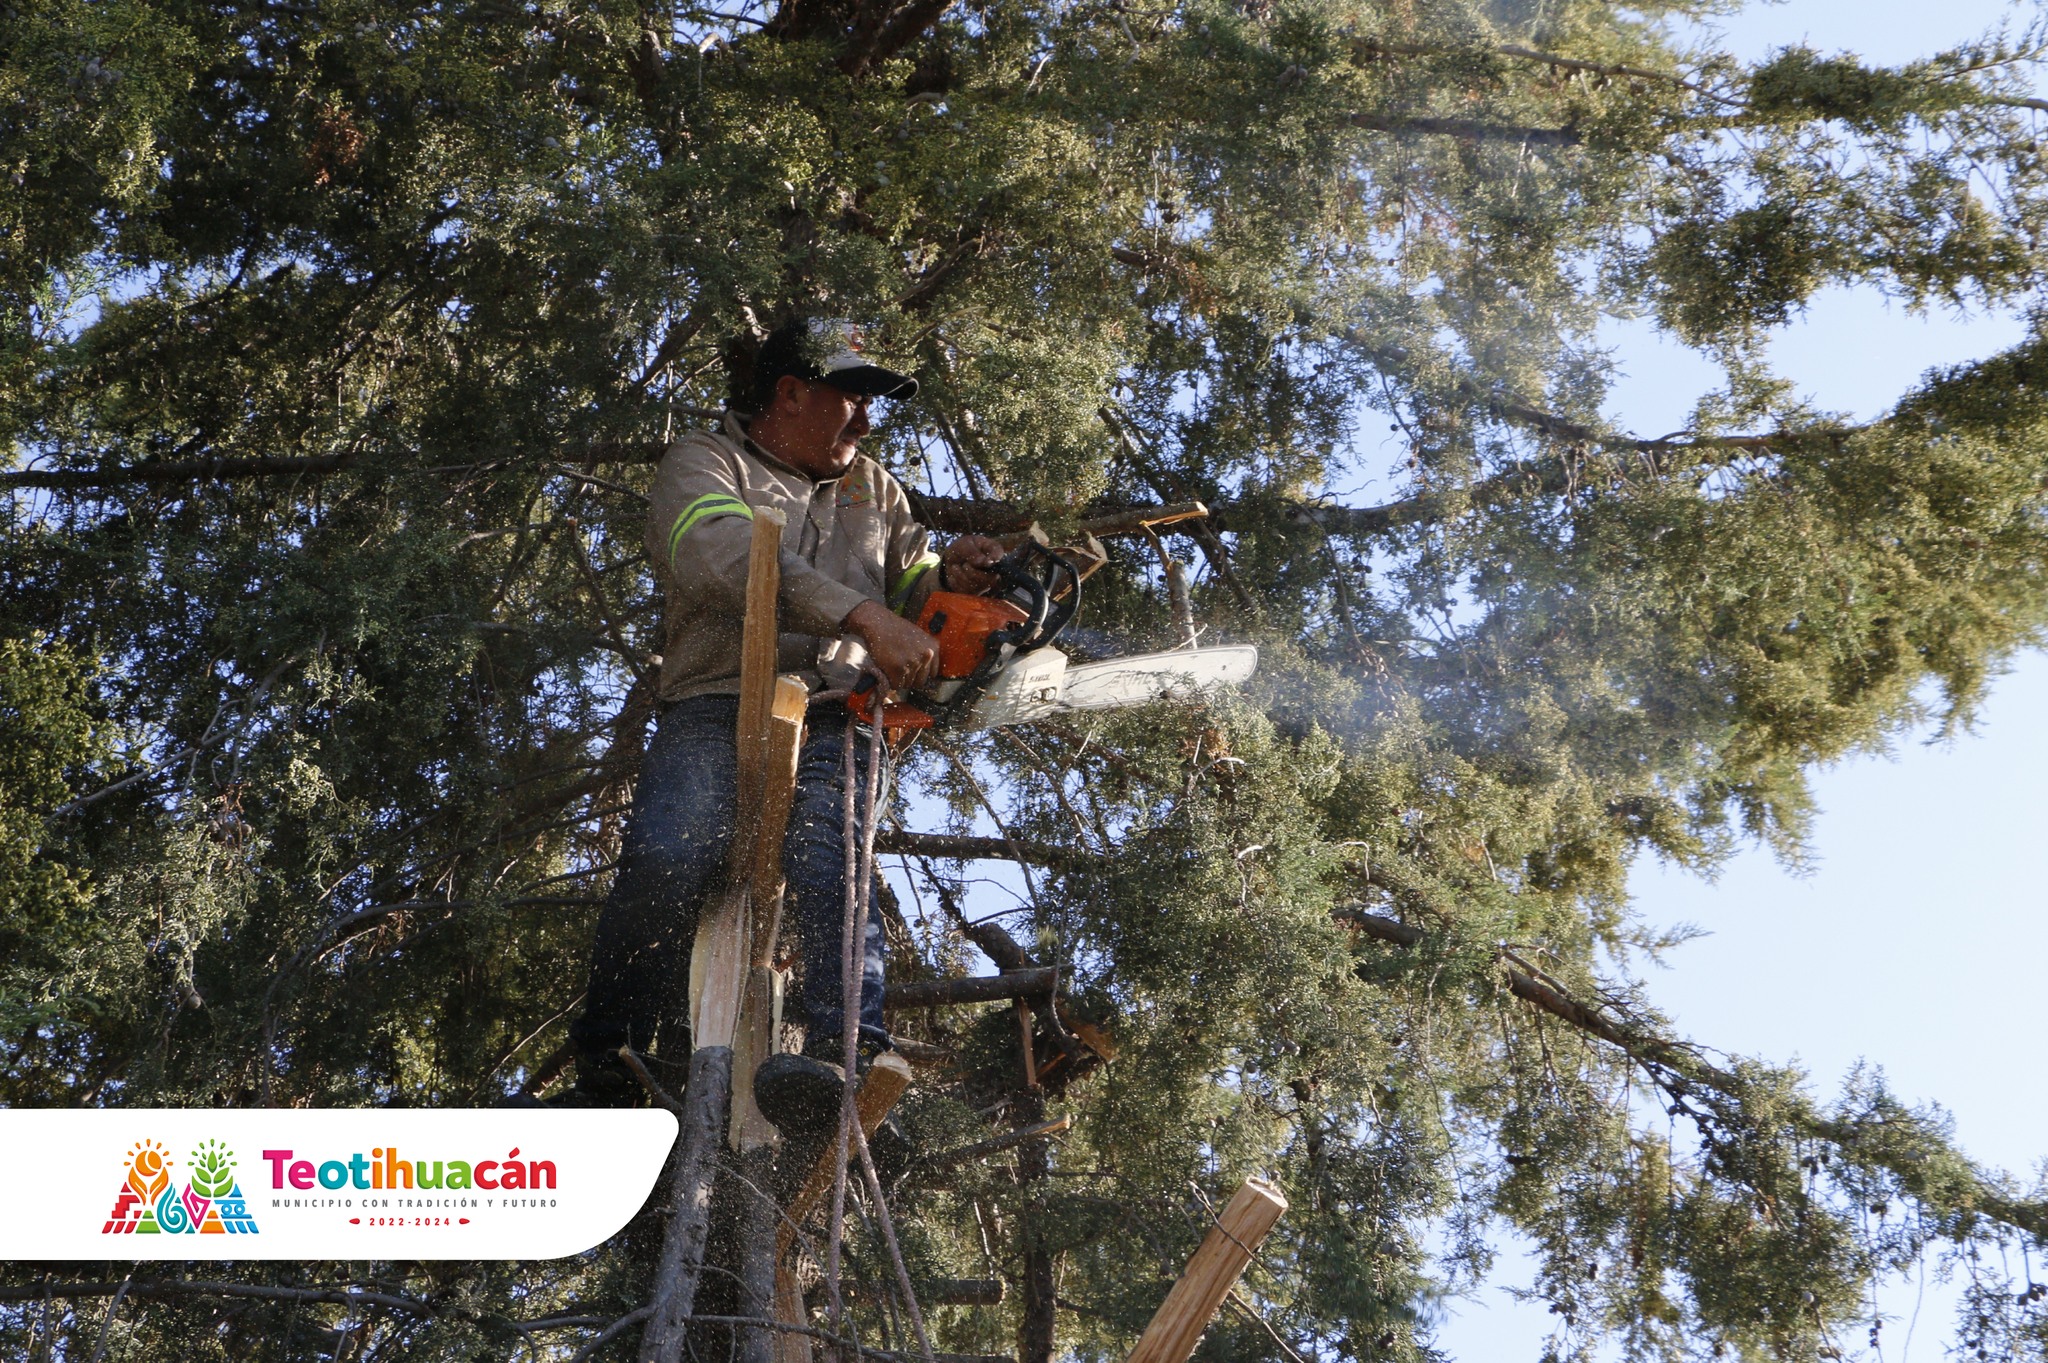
left=554, top=318, right=1004, bottom=1114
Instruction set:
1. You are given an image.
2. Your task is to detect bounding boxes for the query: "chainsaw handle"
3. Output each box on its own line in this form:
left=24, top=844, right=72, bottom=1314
left=992, top=540, right=1080, bottom=650
left=846, top=672, right=935, bottom=730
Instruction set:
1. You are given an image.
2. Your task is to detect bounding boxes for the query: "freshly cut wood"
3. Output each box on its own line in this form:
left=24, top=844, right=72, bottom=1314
left=749, top=676, right=811, bottom=918
left=1016, top=998, right=1038, bottom=1088
left=778, top=1051, right=915, bottom=1249
left=734, top=511, right=789, bottom=817
left=1123, top=1178, right=1287, bottom=1363
left=883, top=969, right=1056, bottom=1010
left=732, top=673, right=809, bottom=1150
left=770, top=1052, right=917, bottom=1363
left=771, top=1269, right=810, bottom=1363
left=690, top=509, right=788, bottom=1054
left=730, top=962, right=788, bottom=1151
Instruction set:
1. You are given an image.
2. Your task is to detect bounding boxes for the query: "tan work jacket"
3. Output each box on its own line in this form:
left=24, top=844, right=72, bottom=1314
left=646, top=411, right=941, bottom=702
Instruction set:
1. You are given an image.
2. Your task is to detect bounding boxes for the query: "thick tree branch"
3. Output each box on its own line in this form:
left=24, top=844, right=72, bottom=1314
left=3, top=452, right=359, bottom=491
left=1336, top=906, right=2048, bottom=1243
left=840, top=0, right=953, bottom=79
left=0, top=1279, right=433, bottom=1314
left=1351, top=38, right=1742, bottom=106
left=631, top=309, right=706, bottom=390
left=1347, top=113, right=1581, bottom=145
left=885, top=968, right=1057, bottom=1010
left=920, top=1117, right=1071, bottom=1171
left=878, top=828, right=1091, bottom=869
left=909, top=421, right=1844, bottom=540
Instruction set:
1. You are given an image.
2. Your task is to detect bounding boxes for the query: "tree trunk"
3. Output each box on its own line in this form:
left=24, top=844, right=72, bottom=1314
left=736, top=1145, right=782, bottom=1363
left=1015, top=1090, right=1057, bottom=1363
left=638, top=1044, right=734, bottom=1363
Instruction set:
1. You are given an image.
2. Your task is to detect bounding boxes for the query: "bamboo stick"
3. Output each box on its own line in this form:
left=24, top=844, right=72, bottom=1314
left=1123, top=1179, right=1288, bottom=1363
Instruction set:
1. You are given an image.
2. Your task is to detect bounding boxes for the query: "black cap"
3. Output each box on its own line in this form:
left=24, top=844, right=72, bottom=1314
left=753, top=318, right=919, bottom=404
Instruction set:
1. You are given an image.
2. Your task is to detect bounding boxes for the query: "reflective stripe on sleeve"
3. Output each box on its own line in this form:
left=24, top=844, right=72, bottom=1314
left=889, top=552, right=942, bottom=613
left=665, top=494, right=755, bottom=563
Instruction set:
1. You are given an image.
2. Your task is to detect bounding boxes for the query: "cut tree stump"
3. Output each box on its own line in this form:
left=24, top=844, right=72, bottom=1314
left=732, top=672, right=809, bottom=1150
left=1122, top=1178, right=1288, bottom=1363
left=641, top=509, right=788, bottom=1363
left=777, top=1051, right=915, bottom=1251
left=770, top=1051, right=917, bottom=1363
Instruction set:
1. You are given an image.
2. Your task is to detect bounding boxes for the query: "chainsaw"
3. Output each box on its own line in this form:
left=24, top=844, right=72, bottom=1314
left=851, top=539, right=1257, bottom=732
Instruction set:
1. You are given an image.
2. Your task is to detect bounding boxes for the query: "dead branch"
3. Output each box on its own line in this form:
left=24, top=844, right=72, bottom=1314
left=885, top=968, right=1058, bottom=1010
left=1346, top=112, right=1582, bottom=144
left=0, top=1279, right=432, bottom=1314
left=921, top=1117, right=1073, bottom=1171
left=1334, top=906, right=2048, bottom=1242
left=877, top=829, right=1092, bottom=869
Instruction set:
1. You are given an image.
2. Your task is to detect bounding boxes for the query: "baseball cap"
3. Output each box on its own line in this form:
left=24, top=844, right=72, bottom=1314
left=754, top=318, right=919, bottom=401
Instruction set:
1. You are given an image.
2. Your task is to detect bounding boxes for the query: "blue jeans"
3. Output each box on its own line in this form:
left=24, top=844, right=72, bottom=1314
left=570, top=695, right=889, bottom=1061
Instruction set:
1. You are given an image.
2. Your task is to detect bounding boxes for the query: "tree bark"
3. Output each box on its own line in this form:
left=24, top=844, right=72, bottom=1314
left=1346, top=112, right=1582, bottom=144
left=1015, top=1089, right=1058, bottom=1363
left=736, top=1146, right=783, bottom=1363
left=639, top=1044, right=735, bottom=1363
left=883, top=969, right=1056, bottom=1010
left=878, top=829, right=1094, bottom=870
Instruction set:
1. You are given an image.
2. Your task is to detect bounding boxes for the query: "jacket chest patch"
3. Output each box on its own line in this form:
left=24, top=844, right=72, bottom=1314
left=836, top=469, right=875, bottom=508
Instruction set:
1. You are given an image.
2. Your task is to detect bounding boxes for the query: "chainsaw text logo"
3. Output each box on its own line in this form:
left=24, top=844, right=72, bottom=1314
left=103, top=1138, right=260, bottom=1236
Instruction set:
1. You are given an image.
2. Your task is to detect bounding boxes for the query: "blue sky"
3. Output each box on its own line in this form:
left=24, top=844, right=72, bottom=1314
left=1438, top=1, right=2048, bottom=1355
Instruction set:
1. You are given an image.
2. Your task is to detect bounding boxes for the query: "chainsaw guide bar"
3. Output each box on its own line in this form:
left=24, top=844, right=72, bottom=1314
left=966, top=644, right=1260, bottom=729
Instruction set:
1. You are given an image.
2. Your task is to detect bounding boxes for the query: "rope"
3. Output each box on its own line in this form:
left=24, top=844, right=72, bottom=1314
left=823, top=707, right=938, bottom=1363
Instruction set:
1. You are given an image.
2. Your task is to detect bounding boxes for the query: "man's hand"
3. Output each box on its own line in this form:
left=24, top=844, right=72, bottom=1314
left=940, top=534, right=1006, bottom=595
left=844, top=599, right=940, bottom=691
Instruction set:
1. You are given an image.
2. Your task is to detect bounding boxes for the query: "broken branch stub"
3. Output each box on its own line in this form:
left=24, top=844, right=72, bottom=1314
left=1124, top=1178, right=1288, bottom=1363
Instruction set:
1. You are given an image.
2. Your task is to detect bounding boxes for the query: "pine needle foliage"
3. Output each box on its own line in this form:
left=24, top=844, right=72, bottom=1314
left=4, top=1, right=2048, bottom=1360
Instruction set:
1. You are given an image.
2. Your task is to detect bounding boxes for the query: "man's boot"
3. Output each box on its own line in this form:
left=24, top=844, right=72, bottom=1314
left=545, top=1047, right=642, bottom=1108
left=752, top=1047, right=848, bottom=1139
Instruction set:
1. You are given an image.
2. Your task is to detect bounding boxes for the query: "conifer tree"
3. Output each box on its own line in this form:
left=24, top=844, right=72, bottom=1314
left=5, top=2, right=2048, bottom=1360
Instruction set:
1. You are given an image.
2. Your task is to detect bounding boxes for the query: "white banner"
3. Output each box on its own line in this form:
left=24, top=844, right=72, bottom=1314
left=0, top=1109, right=678, bottom=1260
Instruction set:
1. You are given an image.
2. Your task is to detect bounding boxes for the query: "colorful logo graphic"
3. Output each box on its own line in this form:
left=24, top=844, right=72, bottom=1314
left=103, top=1138, right=259, bottom=1235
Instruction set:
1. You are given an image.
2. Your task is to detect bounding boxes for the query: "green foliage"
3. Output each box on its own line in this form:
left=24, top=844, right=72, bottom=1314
left=5, top=1, right=2048, bottom=1361
left=0, top=630, right=109, bottom=1040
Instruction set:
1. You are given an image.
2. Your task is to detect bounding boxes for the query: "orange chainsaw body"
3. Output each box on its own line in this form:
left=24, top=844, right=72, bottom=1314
left=848, top=590, right=1029, bottom=730
left=918, top=590, right=1030, bottom=677
left=850, top=541, right=1079, bottom=732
